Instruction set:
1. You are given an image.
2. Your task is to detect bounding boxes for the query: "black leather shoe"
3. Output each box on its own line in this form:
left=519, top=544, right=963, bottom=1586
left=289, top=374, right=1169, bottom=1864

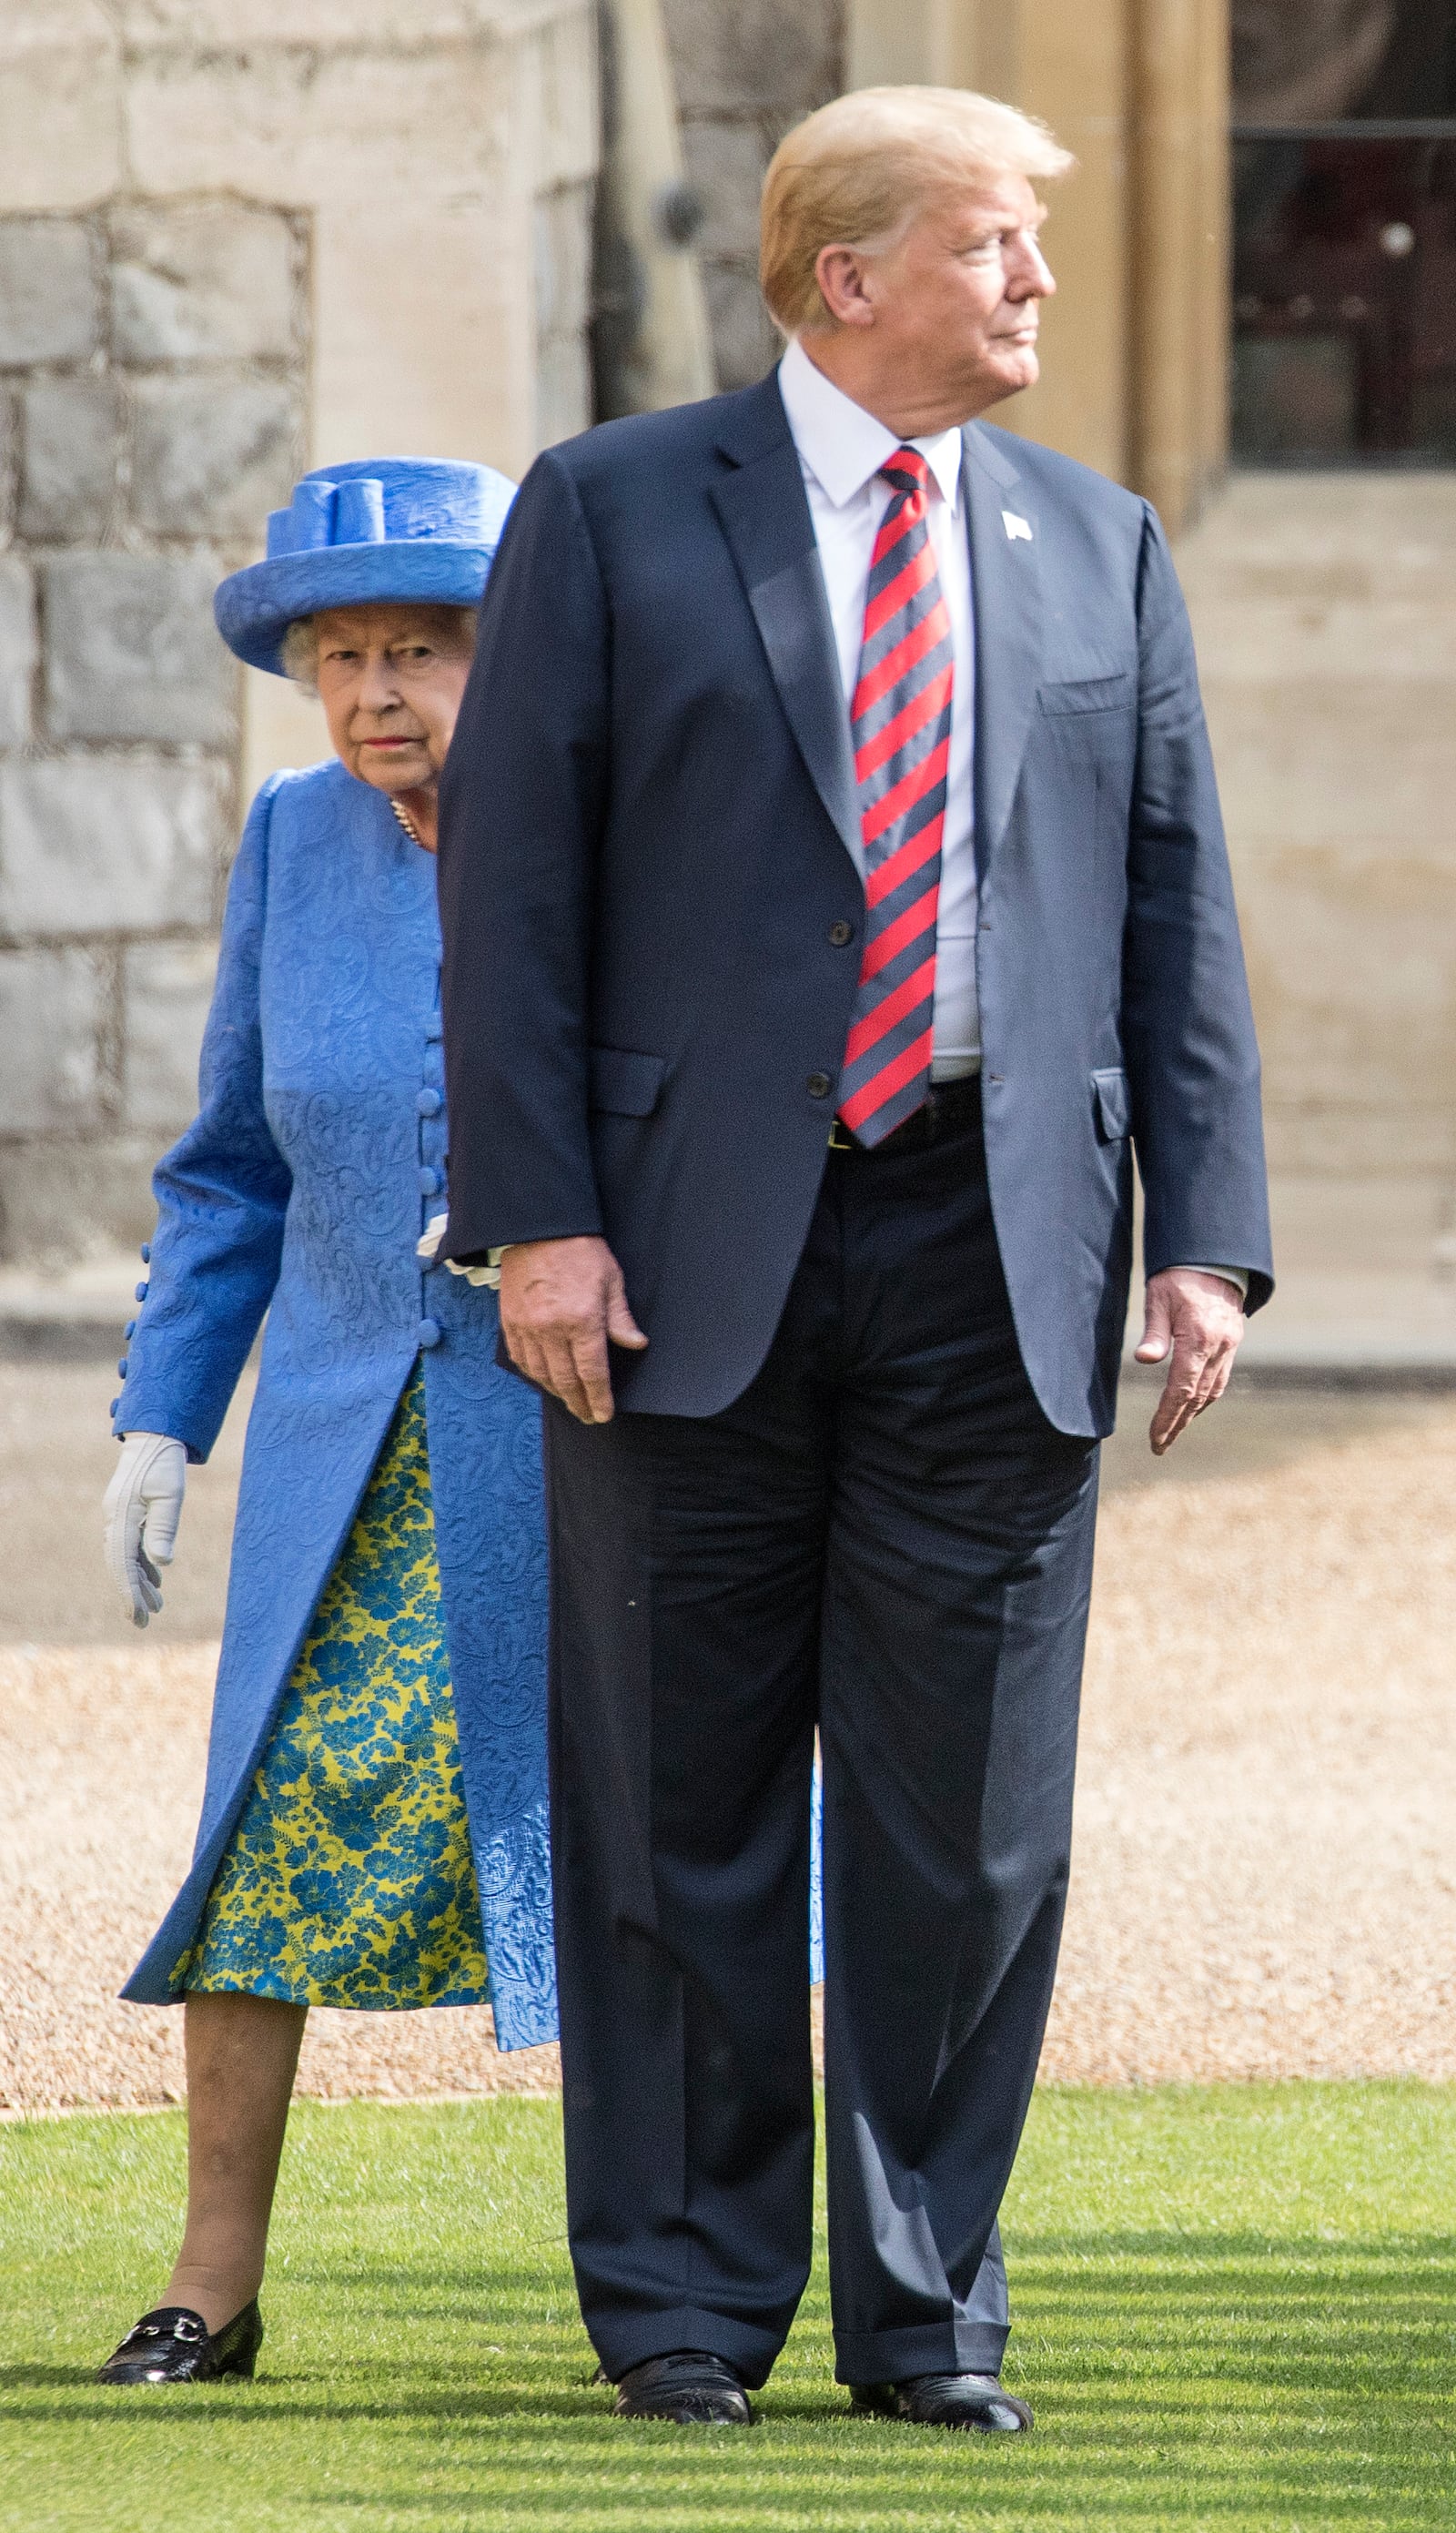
left=613, top=2351, right=752, bottom=2425
left=852, top=2372, right=1032, bottom=2432
left=96, top=2302, right=263, bottom=2386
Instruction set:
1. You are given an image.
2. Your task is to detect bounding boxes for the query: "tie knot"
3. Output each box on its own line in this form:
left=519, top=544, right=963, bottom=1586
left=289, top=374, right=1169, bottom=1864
left=880, top=447, right=931, bottom=501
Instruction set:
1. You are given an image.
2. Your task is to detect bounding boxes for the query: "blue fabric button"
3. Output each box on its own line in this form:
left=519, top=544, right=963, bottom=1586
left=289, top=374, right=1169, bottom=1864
left=125, top=1319, right=136, bottom=1339
left=117, top=1357, right=128, bottom=1379
left=416, top=1317, right=441, bottom=1349
left=417, top=1087, right=442, bottom=1116
left=109, top=1398, right=120, bottom=1418
left=139, top=1243, right=150, bottom=1263
left=426, top=1014, right=443, bottom=1041
left=135, top=1282, right=148, bottom=1302
left=418, top=1165, right=441, bottom=1195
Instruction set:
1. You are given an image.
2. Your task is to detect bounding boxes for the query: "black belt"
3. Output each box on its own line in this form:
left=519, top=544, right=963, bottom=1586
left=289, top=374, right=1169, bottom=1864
left=827, top=1072, right=982, bottom=1158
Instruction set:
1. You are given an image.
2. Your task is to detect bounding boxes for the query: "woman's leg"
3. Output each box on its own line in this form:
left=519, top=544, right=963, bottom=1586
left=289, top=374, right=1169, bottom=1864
left=163, top=1992, right=308, bottom=2333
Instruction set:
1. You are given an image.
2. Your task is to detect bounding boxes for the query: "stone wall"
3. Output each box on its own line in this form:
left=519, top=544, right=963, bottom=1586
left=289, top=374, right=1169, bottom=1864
left=1178, top=471, right=1456, bottom=1297
left=662, top=0, right=844, bottom=389
left=0, top=201, right=307, bottom=1258
left=0, top=1, right=598, bottom=1268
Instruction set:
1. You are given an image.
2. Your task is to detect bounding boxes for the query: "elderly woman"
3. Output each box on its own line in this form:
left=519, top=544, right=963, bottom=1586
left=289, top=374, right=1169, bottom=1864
left=96, top=459, right=553, bottom=2387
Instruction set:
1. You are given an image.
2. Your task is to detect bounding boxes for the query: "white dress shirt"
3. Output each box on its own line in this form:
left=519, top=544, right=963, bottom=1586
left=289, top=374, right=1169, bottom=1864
left=774, top=337, right=1247, bottom=1305
left=777, top=334, right=980, bottom=1079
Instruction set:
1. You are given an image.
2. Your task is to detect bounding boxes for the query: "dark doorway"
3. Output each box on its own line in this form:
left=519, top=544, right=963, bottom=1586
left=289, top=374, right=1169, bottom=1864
left=1231, top=3, right=1456, bottom=461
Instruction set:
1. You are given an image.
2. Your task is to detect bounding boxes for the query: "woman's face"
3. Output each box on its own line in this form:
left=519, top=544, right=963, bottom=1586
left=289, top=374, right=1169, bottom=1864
left=313, top=604, right=473, bottom=796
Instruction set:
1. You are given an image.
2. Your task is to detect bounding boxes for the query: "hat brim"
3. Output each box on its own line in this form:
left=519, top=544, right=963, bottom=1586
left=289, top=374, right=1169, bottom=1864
left=214, top=541, right=497, bottom=675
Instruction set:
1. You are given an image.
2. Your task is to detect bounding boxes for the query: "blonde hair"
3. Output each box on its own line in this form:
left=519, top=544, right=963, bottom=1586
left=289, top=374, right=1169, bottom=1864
left=760, top=86, right=1075, bottom=335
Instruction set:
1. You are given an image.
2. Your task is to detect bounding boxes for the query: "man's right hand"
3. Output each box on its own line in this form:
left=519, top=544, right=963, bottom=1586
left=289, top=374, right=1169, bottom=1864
left=498, top=1236, right=647, bottom=1424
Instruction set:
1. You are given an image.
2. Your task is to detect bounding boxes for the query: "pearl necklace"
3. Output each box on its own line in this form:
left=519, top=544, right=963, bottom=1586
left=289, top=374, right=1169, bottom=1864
left=389, top=799, right=423, bottom=846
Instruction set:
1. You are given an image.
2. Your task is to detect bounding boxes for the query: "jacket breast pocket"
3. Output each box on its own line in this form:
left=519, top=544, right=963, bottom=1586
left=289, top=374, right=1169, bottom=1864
left=1091, top=1066, right=1131, bottom=1142
left=589, top=1045, right=666, bottom=1117
left=1039, top=671, right=1137, bottom=717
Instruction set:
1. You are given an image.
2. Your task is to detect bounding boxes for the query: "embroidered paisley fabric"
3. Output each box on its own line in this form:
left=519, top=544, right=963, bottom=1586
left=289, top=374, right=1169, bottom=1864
left=181, top=1368, right=490, bottom=2009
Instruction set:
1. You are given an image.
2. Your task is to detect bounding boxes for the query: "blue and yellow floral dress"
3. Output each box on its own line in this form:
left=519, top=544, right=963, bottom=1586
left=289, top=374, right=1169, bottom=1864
left=178, top=1370, right=490, bottom=2007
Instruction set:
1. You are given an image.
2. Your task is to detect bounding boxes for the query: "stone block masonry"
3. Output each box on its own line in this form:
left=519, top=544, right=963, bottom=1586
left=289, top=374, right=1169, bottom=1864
left=0, top=0, right=597, bottom=1270
left=661, top=0, right=844, bottom=390
left=0, top=947, right=103, bottom=1137
left=0, top=760, right=227, bottom=939
left=0, top=198, right=308, bottom=1261
left=0, top=562, right=35, bottom=749
left=0, top=221, right=98, bottom=367
left=122, top=939, right=219, bottom=1134
left=43, top=555, right=238, bottom=745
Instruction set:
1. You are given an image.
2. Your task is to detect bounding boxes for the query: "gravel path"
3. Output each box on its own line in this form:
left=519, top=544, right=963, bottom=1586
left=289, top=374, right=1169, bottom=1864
left=1047, top=1394, right=1456, bottom=2082
left=4, top=1369, right=1453, bottom=2106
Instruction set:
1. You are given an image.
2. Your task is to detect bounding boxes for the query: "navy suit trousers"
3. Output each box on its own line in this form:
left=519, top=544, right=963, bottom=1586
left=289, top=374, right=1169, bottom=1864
left=543, top=1089, right=1101, bottom=2388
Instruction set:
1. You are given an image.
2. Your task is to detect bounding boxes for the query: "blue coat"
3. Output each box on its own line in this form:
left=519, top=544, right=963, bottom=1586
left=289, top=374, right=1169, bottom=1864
left=117, top=760, right=556, bottom=2048
left=438, top=375, right=1272, bottom=1435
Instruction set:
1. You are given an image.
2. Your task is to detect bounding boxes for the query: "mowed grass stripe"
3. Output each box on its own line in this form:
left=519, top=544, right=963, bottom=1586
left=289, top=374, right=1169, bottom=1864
left=2, top=2083, right=1453, bottom=2531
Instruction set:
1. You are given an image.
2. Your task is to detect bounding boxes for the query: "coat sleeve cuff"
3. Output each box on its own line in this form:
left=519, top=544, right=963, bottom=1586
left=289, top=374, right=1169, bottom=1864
left=1169, top=1261, right=1249, bottom=1303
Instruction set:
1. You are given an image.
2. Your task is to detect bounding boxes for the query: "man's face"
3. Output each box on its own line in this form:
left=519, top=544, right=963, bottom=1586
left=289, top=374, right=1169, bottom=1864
left=836, top=174, right=1056, bottom=423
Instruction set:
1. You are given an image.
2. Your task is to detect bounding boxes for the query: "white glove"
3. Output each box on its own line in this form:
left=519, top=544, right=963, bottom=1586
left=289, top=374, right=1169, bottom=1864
left=416, top=1211, right=501, bottom=1288
left=104, top=1433, right=187, bottom=1629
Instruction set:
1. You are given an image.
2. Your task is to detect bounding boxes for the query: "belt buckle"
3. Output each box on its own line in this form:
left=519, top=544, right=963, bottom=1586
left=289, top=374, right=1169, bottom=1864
left=827, top=1119, right=854, bottom=1152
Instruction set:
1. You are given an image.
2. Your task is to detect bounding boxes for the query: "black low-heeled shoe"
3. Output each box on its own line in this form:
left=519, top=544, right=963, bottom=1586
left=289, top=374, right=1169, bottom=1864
left=612, top=2351, right=753, bottom=2425
left=851, top=2371, right=1033, bottom=2432
left=96, top=2301, right=263, bottom=2386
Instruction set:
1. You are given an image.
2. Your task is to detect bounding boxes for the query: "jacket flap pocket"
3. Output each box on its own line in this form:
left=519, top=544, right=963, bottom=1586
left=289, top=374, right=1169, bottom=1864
left=1039, top=670, right=1137, bottom=716
left=589, top=1044, right=666, bottom=1117
left=1092, top=1066, right=1130, bottom=1141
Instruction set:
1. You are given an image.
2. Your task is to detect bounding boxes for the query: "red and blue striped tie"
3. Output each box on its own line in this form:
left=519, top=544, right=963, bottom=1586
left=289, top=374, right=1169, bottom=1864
left=836, top=447, right=952, bottom=1147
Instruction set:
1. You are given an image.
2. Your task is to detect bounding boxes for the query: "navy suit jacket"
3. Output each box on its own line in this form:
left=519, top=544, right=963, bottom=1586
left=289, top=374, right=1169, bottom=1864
left=438, top=372, right=1272, bottom=1437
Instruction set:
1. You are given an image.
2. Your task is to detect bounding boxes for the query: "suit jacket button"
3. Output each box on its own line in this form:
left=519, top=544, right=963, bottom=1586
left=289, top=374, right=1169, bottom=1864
left=828, top=919, right=854, bottom=947
left=416, top=1318, right=442, bottom=1350
left=806, top=1072, right=832, bottom=1100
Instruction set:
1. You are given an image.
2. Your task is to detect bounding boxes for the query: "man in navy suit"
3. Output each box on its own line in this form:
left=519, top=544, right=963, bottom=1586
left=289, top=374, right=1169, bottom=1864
left=439, top=86, right=1272, bottom=2431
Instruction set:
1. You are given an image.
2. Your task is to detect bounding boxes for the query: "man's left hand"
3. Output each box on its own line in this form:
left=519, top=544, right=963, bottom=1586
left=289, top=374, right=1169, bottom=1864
left=1135, top=1268, right=1246, bottom=1456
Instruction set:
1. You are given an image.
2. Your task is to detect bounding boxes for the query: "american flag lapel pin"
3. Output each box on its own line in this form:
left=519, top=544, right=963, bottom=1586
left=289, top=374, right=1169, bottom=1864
left=1002, top=510, right=1033, bottom=542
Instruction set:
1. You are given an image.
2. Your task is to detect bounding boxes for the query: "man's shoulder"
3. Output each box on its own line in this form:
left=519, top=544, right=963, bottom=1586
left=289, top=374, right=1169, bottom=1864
left=970, top=421, right=1150, bottom=530
left=537, top=376, right=783, bottom=492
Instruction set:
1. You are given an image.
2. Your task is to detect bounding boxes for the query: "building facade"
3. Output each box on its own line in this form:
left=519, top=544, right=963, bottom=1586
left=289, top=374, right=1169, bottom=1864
left=1, top=0, right=1452, bottom=1347
left=0, top=1, right=596, bottom=1265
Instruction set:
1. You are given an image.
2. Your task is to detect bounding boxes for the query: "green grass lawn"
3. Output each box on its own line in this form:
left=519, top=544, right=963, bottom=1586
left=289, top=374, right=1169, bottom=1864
left=2, top=2082, right=1453, bottom=2531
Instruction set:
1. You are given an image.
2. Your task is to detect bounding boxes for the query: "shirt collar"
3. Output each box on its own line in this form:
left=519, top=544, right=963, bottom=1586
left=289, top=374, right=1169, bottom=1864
left=778, top=334, right=964, bottom=515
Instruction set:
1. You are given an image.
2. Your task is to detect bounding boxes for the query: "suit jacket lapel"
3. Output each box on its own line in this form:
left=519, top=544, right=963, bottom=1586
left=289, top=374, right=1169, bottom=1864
left=708, top=384, right=864, bottom=881
left=963, top=423, right=1043, bottom=880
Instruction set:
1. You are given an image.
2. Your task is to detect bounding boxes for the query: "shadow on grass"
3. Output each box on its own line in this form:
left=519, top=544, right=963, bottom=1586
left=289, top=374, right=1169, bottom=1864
left=5, top=2233, right=1453, bottom=2531
left=13, top=2231, right=1454, bottom=2386
left=298, top=2495, right=1453, bottom=2526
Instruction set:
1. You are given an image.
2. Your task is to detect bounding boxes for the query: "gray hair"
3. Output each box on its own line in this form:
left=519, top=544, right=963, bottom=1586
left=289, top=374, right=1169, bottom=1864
left=279, top=606, right=479, bottom=694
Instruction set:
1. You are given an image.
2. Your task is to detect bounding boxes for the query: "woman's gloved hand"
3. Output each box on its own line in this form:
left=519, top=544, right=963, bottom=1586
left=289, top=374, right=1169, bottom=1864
left=104, top=1433, right=188, bottom=1628
left=417, top=1211, right=500, bottom=1287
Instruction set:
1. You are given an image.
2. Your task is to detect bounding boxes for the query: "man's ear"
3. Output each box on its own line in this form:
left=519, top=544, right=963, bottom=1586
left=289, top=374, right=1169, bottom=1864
left=814, top=244, right=876, bottom=329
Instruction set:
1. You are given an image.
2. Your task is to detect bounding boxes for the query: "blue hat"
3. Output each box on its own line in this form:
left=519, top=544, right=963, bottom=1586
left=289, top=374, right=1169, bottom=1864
left=214, top=456, right=517, bottom=675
